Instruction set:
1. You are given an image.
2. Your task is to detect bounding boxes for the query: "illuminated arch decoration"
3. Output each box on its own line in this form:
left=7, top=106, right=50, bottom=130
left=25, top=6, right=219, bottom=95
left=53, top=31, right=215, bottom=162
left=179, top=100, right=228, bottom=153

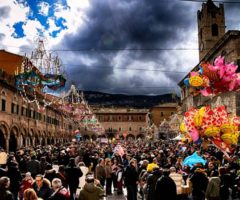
left=15, top=38, right=66, bottom=110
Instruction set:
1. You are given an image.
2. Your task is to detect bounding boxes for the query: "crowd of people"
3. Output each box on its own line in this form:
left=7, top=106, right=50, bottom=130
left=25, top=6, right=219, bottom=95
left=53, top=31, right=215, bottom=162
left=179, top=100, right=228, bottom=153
left=0, top=138, right=239, bottom=200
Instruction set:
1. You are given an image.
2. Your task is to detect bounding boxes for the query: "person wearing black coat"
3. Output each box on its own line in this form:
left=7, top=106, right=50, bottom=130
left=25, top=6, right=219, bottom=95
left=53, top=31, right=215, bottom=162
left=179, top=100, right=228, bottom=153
left=155, top=169, right=177, bottom=200
left=0, top=177, right=14, bottom=200
left=7, top=160, right=22, bottom=200
left=65, top=158, right=83, bottom=200
left=146, top=167, right=162, bottom=200
left=190, top=169, right=209, bottom=200
left=124, top=159, right=138, bottom=200
left=32, top=174, right=53, bottom=199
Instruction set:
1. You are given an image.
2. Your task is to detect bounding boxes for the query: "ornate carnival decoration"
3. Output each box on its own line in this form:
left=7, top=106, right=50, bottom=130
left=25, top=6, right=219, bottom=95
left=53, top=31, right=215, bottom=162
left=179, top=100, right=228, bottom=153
left=15, top=38, right=66, bottom=110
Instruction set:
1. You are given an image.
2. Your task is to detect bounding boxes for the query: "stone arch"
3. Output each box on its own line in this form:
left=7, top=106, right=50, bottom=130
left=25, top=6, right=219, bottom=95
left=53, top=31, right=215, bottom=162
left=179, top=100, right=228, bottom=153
left=1, top=89, right=7, bottom=97
left=0, top=121, right=9, bottom=150
left=20, top=127, right=27, bottom=147
left=107, top=133, right=115, bottom=139
left=137, top=134, right=145, bottom=139
left=91, top=135, right=97, bottom=141
left=9, top=125, right=19, bottom=152
left=126, top=134, right=135, bottom=140
left=82, top=135, right=90, bottom=140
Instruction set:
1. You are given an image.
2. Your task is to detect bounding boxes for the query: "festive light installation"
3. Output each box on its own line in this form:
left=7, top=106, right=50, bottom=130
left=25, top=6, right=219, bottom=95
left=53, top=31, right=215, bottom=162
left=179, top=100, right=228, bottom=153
left=15, top=38, right=66, bottom=110
left=59, top=84, right=104, bottom=135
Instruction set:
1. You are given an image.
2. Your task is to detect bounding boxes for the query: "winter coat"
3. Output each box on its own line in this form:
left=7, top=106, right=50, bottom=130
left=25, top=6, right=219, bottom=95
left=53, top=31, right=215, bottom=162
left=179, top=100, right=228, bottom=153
left=205, top=177, right=221, bottom=200
left=0, top=189, right=14, bottom=200
left=146, top=170, right=162, bottom=200
left=65, top=165, right=83, bottom=189
left=124, top=165, right=138, bottom=186
left=78, top=183, right=105, bottom=200
left=32, top=179, right=53, bottom=199
left=155, top=175, right=177, bottom=200
left=19, top=177, right=33, bottom=199
left=48, top=186, right=70, bottom=200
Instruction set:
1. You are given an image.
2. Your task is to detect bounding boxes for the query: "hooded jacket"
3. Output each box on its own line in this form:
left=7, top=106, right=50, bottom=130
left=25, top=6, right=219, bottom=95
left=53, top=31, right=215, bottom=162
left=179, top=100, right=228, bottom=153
left=78, top=183, right=104, bottom=200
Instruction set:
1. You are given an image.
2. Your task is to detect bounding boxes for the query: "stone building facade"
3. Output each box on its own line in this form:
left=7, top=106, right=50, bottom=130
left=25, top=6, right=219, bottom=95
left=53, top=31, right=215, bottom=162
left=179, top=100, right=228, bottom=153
left=93, top=107, right=149, bottom=139
left=179, top=0, right=240, bottom=115
left=150, top=103, right=178, bottom=127
left=0, top=50, right=74, bottom=151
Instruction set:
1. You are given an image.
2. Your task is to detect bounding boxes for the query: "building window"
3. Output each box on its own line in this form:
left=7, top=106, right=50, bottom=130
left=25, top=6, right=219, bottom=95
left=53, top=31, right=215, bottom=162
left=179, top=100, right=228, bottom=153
left=211, top=12, right=216, bottom=18
left=118, top=116, right=121, bottom=121
left=119, top=127, right=121, bottom=131
left=1, top=99, right=6, bottom=111
left=171, top=112, right=174, bottom=115
left=212, top=24, right=218, bottom=36
left=139, top=127, right=142, bottom=131
left=161, top=112, right=164, bottom=117
left=129, top=127, right=132, bottom=131
left=128, top=115, right=132, bottom=121
left=139, top=116, right=142, bottom=120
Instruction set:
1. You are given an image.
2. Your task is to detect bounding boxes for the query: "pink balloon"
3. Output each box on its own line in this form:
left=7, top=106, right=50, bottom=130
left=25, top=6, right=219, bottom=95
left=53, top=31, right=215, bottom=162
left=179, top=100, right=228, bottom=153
left=190, top=129, right=199, bottom=142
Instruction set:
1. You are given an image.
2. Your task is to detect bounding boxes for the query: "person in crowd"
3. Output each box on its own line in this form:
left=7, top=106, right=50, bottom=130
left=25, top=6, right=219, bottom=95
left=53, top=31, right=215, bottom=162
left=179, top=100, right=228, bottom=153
left=116, top=164, right=124, bottom=195
left=95, top=158, right=106, bottom=187
left=190, top=167, right=209, bottom=200
left=55, top=165, right=69, bottom=189
left=169, top=166, right=183, bottom=198
left=7, top=156, right=22, bottom=200
left=19, top=172, right=34, bottom=200
left=105, top=158, right=113, bottom=195
left=145, top=166, right=162, bottom=200
left=111, top=157, right=119, bottom=191
left=39, top=156, right=50, bottom=175
left=26, top=156, right=40, bottom=179
left=43, top=164, right=56, bottom=183
left=48, top=178, right=70, bottom=200
left=207, top=161, right=217, bottom=177
left=0, top=176, right=14, bottom=200
left=23, top=188, right=41, bottom=200
left=205, top=170, right=221, bottom=200
left=124, top=158, right=138, bottom=200
left=78, top=162, right=89, bottom=189
left=65, top=158, right=83, bottom=200
left=155, top=169, right=177, bottom=200
left=78, top=173, right=105, bottom=200
left=32, top=174, right=53, bottom=199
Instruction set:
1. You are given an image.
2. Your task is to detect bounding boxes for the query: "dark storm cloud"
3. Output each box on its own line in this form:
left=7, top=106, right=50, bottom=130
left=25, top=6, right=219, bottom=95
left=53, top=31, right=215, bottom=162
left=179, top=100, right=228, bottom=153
left=0, top=6, right=10, bottom=19
left=57, top=0, right=199, bottom=94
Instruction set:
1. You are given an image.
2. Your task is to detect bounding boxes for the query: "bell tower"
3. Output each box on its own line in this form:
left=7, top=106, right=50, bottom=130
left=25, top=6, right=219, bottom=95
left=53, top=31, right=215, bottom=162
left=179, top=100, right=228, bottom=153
left=197, top=0, right=225, bottom=61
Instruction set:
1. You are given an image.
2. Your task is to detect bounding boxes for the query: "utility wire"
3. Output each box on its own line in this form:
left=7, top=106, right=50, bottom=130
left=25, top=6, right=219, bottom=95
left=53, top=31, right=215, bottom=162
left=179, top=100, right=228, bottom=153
left=180, top=0, right=240, bottom=3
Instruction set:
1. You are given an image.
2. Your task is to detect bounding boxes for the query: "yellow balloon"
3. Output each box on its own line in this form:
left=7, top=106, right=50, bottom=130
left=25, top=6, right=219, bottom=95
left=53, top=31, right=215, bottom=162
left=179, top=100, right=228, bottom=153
left=189, top=76, right=204, bottom=87
left=221, top=132, right=239, bottom=145
left=204, top=126, right=220, bottom=137
left=194, top=107, right=205, bottom=127
left=220, top=124, right=234, bottom=133
left=180, top=122, right=186, bottom=133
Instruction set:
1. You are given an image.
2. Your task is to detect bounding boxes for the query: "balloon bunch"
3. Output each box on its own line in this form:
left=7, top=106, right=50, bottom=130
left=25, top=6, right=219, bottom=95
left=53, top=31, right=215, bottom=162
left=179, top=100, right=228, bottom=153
left=184, top=56, right=240, bottom=96
left=180, top=105, right=239, bottom=147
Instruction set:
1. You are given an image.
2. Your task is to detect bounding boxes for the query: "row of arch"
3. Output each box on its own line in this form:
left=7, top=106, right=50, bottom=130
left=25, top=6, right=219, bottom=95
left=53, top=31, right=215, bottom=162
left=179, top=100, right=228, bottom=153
left=0, top=121, right=70, bottom=152
left=80, top=133, right=145, bottom=140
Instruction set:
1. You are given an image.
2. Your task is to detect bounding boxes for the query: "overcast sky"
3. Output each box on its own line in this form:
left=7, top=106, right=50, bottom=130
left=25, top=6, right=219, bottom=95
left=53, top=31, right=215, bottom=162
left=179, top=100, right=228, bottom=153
left=0, top=0, right=239, bottom=95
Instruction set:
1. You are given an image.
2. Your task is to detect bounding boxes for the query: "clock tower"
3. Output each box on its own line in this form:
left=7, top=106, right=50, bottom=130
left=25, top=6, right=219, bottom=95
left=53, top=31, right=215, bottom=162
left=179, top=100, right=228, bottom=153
left=197, top=0, right=225, bottom=61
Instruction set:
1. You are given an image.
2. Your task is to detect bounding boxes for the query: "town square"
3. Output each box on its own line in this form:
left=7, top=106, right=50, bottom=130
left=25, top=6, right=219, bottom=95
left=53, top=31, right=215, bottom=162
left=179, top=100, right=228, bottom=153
left=0, top=0, right=239, bottom=200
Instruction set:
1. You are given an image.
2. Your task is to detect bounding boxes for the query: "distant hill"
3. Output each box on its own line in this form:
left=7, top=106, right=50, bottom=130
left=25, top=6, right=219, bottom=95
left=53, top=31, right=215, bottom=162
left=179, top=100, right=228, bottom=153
left=82, top=91, right=179, bottom=108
